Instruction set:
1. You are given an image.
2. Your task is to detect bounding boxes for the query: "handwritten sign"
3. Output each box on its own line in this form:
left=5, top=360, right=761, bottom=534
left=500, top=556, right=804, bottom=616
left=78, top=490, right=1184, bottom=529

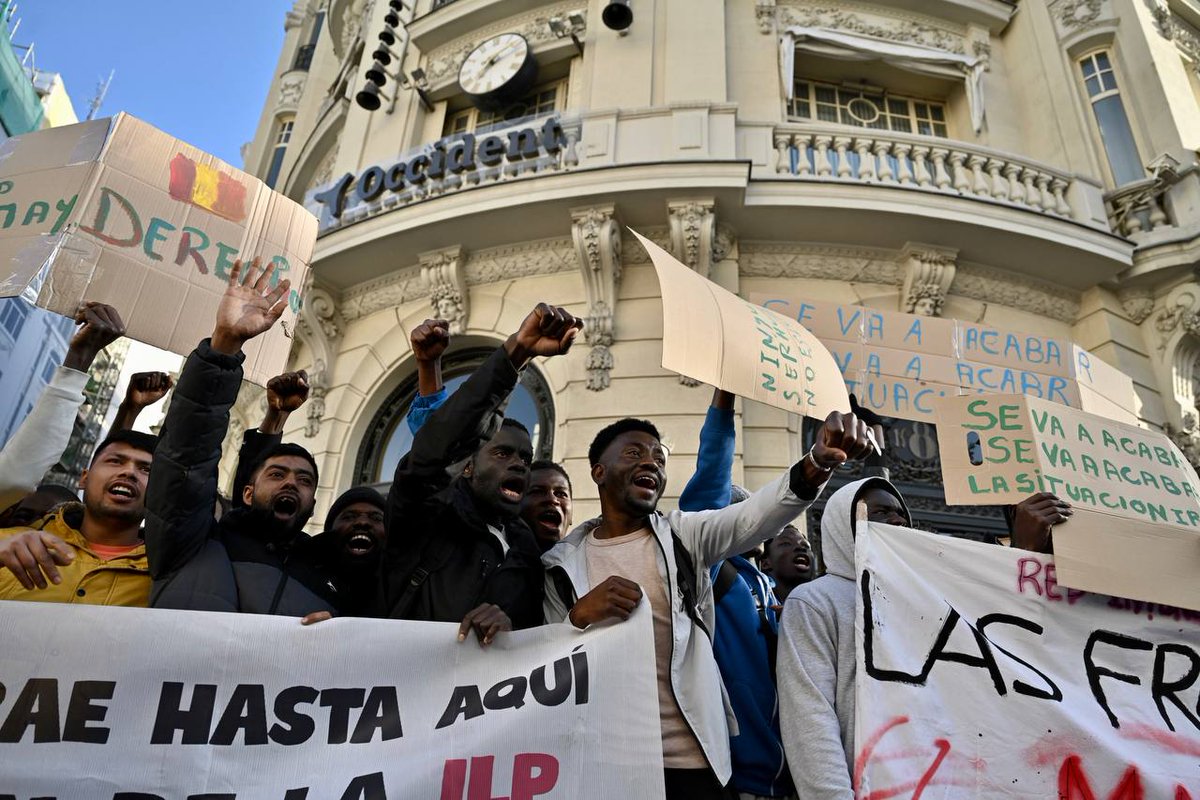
left=855, top=524, right=1199, bottom=799
left=633, top=230, right=848, bottom=420
left=752, top=294, right=1138, bottom=424
left=935, top=393, right=1200, bottom=609
left=0, top=114, right=318, bottom=385
left=0, top=601, right=663, bottom=798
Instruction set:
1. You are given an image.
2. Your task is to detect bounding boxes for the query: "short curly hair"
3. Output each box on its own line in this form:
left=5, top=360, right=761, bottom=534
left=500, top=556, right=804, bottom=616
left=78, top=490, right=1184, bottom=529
left=588, top=418, right=662, bottom=466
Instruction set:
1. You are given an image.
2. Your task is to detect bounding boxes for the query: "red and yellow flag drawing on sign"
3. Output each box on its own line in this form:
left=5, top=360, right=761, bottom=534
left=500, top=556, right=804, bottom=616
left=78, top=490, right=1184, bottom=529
left=168, top=153, right=248, bottom=222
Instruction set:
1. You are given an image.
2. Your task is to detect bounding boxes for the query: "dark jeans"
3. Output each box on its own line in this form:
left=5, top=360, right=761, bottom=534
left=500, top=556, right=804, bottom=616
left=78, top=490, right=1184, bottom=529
left=664, top=768, right=737, bottom=800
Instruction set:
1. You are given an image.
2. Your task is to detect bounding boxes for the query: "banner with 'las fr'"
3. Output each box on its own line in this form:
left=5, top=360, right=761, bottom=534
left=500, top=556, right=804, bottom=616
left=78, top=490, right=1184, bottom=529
left=856, top=524, right=1199, bottom=799
left=0, top=602, right=663, bottom=799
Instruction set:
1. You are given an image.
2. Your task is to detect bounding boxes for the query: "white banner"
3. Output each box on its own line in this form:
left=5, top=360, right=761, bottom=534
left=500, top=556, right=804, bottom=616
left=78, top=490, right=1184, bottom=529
left=856, top=524, right=1199, bottom=798
left=0, top=601, right=664, bottom=799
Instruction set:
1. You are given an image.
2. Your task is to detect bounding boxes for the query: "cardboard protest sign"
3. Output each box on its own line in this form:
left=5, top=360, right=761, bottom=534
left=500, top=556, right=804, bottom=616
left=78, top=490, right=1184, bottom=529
left=752, top=294, right=1138, bottom=424
left=633, top=230, right=848, bottom=420
left=0, top=601, right=664, bottom=798
left=855, top=524, right=1199, bottom=799
left=935, top=393, right=1200, bottom=609
left=0, top=114, right=317, bottom=384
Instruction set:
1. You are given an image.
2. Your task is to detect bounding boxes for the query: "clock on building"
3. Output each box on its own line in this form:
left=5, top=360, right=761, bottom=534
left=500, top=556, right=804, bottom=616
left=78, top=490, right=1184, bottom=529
left=458, top=33, right=538, bottom=111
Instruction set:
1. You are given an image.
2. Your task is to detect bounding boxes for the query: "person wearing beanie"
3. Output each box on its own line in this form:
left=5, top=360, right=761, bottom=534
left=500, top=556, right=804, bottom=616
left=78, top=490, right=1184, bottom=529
left=316, top=486, right=387, bottom=617
left=143, top=260, right=338, bottom=618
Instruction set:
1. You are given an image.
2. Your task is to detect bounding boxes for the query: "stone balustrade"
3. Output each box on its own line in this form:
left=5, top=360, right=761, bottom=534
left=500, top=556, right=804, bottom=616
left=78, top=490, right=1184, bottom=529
left=1103, top=176, right=1173, bottom=238
left=772, top=123, right=1078, bottom=222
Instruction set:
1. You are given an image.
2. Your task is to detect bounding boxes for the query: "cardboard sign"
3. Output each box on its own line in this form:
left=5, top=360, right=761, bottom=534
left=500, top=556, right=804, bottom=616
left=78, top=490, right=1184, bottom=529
left=855, top=524, right=1199, bottom=799
left=753, top=294, right=1138, bottom=424
left=0, top=114, right=317, bottom=384
left=633, top=230, right=848, bottom=420
left=0, top=601, right=664, bottom=798
left=935, top=393, right=1200, bottom=608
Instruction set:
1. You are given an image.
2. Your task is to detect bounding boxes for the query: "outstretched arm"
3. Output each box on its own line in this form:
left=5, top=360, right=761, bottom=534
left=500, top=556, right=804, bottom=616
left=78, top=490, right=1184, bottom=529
left=143, top=260, right=291, bottom=577
left=405, top=319, right=451, bottom=436
left=678, top=388, right=736, bottom=512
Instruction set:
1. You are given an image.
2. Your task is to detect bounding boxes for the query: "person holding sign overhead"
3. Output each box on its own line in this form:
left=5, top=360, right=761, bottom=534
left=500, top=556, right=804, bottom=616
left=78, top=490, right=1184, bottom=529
left=542, top=410, right=876, bottom=800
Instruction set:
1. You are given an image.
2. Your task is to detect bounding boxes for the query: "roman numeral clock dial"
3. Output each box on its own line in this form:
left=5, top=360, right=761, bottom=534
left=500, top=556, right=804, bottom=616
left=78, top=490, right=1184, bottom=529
left=457, top=33, right=538, bottom=112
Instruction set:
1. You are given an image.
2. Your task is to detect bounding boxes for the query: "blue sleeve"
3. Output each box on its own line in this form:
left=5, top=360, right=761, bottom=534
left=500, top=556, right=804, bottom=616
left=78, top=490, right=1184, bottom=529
left=678, top=405, right=736, bottom=512
left=405, top=387, right=449, bottom=436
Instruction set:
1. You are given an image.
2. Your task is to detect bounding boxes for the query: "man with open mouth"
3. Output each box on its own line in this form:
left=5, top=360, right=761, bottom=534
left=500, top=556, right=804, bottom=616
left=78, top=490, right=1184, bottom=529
left=542, top=410, right=876, bottom=800
left=144, top=259, right=338, bottom=619
left=0, top=429, right=157, bottom=606
left=315, top=486, right=388, bottom=617
left=519, top=460, right=573, bottom=553
left=382, top=305, right=582, bottom=644
left=762, top=524, right=815, bottom=604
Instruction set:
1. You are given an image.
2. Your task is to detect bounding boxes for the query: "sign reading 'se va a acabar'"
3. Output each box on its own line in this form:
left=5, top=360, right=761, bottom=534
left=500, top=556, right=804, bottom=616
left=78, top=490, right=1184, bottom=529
left=315, top=117, right=570, bottom=219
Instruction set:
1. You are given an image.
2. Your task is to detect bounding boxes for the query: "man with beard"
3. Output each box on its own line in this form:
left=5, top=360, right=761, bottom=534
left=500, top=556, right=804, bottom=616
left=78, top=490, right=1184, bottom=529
left=317, top=486, right=387, bottom=616
left=384, top=305, right=581, bottom=642
left=0, top=430, right=156, bottom=606
left=543, top=411, right=876, bottom=799
left=761, top=524, right=814, bottom=604
left=519, top=461, right=573, bottom=552
left=144, top=259, right=336, bottom=618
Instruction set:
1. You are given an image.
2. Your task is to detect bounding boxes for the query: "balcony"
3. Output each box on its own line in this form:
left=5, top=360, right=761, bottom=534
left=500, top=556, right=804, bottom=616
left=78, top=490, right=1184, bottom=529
left=771, top=121, right=1091, bottom=228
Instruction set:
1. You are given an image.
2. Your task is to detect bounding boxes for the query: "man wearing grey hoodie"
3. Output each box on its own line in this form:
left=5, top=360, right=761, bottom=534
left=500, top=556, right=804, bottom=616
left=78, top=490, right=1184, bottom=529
left=777, top=477, right=911, bottom=800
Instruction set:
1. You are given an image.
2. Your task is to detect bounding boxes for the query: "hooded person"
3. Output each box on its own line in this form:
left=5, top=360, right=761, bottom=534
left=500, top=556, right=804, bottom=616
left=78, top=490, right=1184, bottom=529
left=777, top=477, right=910, bottom=800
left=316, top=486, right=387, bottom=616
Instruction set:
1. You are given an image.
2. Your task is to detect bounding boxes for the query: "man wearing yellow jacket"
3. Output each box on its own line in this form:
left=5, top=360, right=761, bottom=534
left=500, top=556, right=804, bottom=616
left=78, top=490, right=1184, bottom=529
left=0, top=430, right=156, bottom=606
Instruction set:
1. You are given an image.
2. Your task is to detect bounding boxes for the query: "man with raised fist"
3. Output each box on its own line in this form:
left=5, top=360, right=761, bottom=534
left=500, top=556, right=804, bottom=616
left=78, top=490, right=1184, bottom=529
left=383, top=305, right=582, bottom=644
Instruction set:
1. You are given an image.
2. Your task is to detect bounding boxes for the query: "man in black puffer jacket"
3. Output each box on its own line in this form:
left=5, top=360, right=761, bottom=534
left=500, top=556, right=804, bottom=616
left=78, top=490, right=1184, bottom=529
left=144, top=259, right=336, bottom=618
left=382, top=305, right=581, bottom=642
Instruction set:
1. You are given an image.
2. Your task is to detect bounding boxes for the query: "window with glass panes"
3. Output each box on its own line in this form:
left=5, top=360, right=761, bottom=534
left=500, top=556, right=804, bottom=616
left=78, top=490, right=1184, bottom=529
left=788, top=79, right=948, bottom=137
left=442, top=81, right=563, bottom=136
left=0, top=298, right=29, bottom=339
left=265, top=117, right=294, bottom=189
left=1079, top=51, right=1144, bottom=186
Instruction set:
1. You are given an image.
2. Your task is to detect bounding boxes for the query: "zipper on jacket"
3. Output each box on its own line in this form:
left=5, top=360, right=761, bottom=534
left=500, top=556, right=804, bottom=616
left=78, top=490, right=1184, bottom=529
left=650, top=530, right=720, bottom=778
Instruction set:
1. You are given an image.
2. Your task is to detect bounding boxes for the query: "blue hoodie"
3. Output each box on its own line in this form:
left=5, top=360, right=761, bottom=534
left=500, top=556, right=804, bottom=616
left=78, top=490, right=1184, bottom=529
left=679, top=405, right=793, bottom=797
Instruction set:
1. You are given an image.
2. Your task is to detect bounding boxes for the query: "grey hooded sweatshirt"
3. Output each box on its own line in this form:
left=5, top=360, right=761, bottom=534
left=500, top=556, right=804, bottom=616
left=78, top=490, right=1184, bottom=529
left=778, top=478, right=909, bottom=800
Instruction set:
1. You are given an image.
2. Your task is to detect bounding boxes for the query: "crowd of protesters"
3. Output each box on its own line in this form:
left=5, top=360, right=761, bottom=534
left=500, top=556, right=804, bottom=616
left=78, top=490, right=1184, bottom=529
left=0, top=260, right=1077, bottom=800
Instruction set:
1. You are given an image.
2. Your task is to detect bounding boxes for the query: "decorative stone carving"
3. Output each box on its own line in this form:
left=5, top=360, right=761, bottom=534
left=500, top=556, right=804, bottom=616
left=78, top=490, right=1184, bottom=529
left=422, top=4, right=588, bottom=87
left=342, top=268, right=423, bottom=320
left=465, top=238, right=578, bottom=285
left=294, top=282, right=343, bottom=438
left=1118, top=289, right=1155, bottom=324
left=571, top=205, right=622, bottom=392
left=778, top=2, right=966, bottom=54
left=285, top=0, right=310, bottom=30
left=309, top=145, right=340, bottom=192
left=305, top=359, right=328, bottom=438
left=950, top=262, right=1081, bottom=324
left=741, top=242, right=900, bottom=284
left=1047, top=0, right=1110, bottom=38
left=339, top=0, right=368, bottom=55
left=420, top=246, right=469, bottom=335
left=668, top=199, right=717, bottom=280
left=279, top=73, right=307, bottom=107
left=1146, top=0, right=1173, bottom=37
left=1165, top=413, right=1200, bottom=473
left=899, top=243, right=957, bottom=317
left=756, top=0, right=776, bottom=34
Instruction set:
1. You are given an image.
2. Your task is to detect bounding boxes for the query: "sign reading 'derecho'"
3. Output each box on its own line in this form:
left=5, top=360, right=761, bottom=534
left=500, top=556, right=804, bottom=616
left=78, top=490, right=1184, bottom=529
left=0, top=114, right=318, bottom=385
left=935, top=393, right=1200, bottom=609
left=634, top=230, right=848, bottom=420
left=751, top=294, right=1138, bottom=424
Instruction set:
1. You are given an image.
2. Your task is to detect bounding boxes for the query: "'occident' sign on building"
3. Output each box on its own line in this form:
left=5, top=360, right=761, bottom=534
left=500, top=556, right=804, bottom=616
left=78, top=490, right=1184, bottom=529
left=314, top=116, right=571, bottom=220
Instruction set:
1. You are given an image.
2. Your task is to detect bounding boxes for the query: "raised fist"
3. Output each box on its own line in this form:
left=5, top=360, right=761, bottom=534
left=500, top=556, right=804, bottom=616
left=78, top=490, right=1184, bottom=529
left=411, top=319, right=450, bottom=363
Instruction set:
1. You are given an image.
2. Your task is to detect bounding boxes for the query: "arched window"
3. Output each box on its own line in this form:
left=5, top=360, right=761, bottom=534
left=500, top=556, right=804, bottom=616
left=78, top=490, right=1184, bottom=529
left=355, top=347, right=556, bottom=488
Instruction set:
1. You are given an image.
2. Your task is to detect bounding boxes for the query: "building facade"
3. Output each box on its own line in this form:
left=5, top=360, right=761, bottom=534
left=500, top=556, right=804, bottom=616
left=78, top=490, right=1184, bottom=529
left=239, top=0, right=1200, bottom=537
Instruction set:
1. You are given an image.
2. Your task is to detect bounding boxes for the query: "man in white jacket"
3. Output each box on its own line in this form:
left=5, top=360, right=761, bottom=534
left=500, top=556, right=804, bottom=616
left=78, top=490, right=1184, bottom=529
left=543, top=411, right=875, bottom=800
left=0, top=302, right=126, bottom=518
left=777, top=477, right=910, bottom=800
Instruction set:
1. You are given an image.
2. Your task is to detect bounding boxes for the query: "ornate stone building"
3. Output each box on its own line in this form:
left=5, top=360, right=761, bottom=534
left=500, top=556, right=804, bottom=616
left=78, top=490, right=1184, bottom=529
left=238, top=0, right=1200, bottom=538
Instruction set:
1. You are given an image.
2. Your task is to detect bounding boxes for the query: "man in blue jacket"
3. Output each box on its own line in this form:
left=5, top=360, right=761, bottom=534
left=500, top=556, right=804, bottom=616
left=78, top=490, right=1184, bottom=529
left=677, top=388, right=794, bottom=800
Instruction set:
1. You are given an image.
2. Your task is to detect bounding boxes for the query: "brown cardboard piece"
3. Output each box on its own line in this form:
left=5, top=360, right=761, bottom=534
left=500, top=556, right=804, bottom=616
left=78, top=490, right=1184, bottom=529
left=0, top=114, right=317, bottom=385
left=751, top=293, right=1139, bottom=425
left=934, top=393, right=1200, bottom=609
left=632, top=230, right=849, bottom=420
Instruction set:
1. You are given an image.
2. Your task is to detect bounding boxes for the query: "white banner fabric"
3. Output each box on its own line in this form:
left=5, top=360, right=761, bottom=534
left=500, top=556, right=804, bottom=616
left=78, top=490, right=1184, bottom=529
left=0, top=601, right=664, bottom=799
left=855, top=523, right=1199, bottom=799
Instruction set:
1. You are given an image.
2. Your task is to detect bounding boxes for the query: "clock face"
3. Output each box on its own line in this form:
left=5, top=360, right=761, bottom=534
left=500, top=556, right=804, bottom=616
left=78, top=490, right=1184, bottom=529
left=458, top=33, right=531, bottom=97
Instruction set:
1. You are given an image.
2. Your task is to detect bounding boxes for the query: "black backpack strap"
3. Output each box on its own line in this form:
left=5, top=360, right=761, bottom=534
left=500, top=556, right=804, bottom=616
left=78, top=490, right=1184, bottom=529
left=550, top=566, right=576, bottom=619
left=670, top=531, right=711, bottom=640
left=389, top=534, right=457, bottom=620
left=712, top=559, right=740, bottom=605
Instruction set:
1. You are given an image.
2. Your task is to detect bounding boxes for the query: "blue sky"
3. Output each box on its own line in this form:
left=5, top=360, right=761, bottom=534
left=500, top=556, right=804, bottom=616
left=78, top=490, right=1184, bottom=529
left=16, top=0, right=294, bottom=166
